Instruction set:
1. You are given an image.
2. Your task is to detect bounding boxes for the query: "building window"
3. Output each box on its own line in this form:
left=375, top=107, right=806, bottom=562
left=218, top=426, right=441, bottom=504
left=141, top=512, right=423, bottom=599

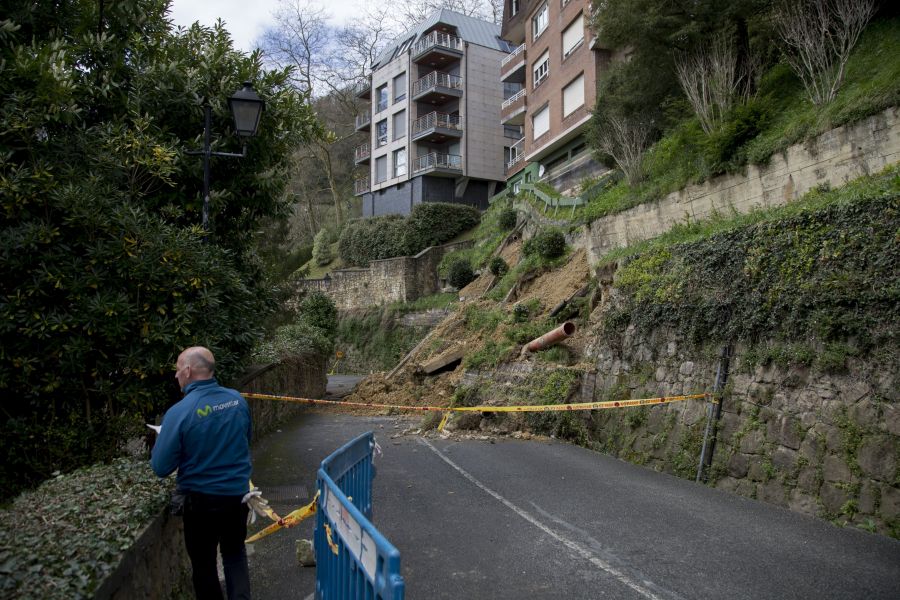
left=563, top=73, right=585, bottom=117
left=393, top=148, right=407, bottom=177
left=533, top=50, right=549, bottom=88
left=562, top=16, right=584, bottom=59
left=532, top=104, right=550, bottom=139
left=511, top=0, right=520, bottom=16
left=504, top=124, right=523, bottom=139
left=393, top=73, right=407, bottom=103
left=375, top=156, right=387, bottom=183
left=532, top=3, right=548, bottom=40
left=376, top=119, right=388, bottom=147
left=503, top=81, right=523, bottom=100
left=392, top=110, right=406, bottom=140
left=376, top=84, right=388, bottom=112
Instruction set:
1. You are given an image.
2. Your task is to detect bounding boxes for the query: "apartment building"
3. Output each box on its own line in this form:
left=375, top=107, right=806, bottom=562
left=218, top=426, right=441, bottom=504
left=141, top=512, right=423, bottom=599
left=499, top=0, right=611, bottom=192
left=353, top=10, right=512, bottom=217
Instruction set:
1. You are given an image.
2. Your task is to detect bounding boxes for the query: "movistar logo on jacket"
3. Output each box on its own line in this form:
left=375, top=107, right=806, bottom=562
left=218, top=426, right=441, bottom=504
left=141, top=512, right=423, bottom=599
left=196, top=399, right=239, bottom=418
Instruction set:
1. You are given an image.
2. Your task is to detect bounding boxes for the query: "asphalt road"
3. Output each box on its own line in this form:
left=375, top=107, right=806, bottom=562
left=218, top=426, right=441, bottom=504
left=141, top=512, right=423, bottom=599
left=246, top=409, right=900, bottom=600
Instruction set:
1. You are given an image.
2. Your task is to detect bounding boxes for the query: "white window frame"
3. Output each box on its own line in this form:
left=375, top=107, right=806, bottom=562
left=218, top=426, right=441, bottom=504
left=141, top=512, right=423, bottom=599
left=533, top=50, right=549, bottom=89
left=376, top=84, right=388, bottom=112
left=532, top=3, right=548, bottom=40
left=393, top=148, right=407, bottom=178
left=376, top=119, right=388, bottom=147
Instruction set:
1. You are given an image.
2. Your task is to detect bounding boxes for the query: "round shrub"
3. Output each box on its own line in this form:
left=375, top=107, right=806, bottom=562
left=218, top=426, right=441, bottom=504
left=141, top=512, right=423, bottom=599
left=489, top=256, right=509, bottom=277
left=312, top=228, right=333, bottom=266
left=512, top=303, right=529, bottom=323
left=498, top=208, right=517, bottom=230
left=298, top=291, right=338, bottom=333
left=523, top=228, right=567, bottom=260
left=448, top=258, right=475, bottom=289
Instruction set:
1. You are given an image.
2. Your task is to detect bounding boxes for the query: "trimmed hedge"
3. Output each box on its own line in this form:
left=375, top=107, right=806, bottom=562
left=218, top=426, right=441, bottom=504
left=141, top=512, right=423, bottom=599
left=0, top=459, right=171, bottom=599
left=338, top=203, right=481, bottom=267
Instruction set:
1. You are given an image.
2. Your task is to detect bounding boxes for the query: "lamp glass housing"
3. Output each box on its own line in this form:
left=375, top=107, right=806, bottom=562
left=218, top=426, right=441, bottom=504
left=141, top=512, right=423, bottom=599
left=228, top=82, right=265, bottom=138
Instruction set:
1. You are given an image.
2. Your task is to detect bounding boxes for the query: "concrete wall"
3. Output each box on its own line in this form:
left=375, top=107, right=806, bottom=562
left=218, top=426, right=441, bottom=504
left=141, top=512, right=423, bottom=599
left=294, top=240, right=474, bottom=311
left=584, top=107, right=900, bottom=262
left=464, top=42, right=506, bottom=181
left=370, top=52, right=411, bottom=193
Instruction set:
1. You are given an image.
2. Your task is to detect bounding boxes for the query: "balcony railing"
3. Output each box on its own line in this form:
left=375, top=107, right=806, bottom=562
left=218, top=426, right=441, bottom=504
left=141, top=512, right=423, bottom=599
left=501, top=89, right=526, bottom=110
left=354, top=143, right=371, bottom=162
left=412, top=71, right=463, bottom=97
left=413, top=152, right=462, bottom=173
left=506, top=137, right=525, bottom=171
left=413, top=31, right=463, bottom=57
left=412, top=111, right=461, bottom=137
left=354, top=176, right=370, bottom=195
left=355, top=113, right=371, bottom=129
left=501, top=43, right=526, bottom=67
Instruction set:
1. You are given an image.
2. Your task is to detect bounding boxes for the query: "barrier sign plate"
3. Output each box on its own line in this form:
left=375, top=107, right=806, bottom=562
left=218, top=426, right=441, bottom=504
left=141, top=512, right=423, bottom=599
left=324, top=487, right=377, bottom=580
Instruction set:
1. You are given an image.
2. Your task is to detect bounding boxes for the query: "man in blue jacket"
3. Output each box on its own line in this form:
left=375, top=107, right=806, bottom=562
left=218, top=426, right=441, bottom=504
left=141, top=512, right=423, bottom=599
left=152, top=346, right=253, bottom=600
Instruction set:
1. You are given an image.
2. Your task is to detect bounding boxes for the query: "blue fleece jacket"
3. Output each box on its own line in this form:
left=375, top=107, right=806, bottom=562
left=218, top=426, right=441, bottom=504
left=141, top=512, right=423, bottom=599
left=151, top=378, right=252, bottom=495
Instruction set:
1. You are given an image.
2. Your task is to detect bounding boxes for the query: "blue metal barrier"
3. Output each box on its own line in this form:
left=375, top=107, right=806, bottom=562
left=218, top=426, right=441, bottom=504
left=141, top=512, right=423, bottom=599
left=315, top=431, right=405, bottom=600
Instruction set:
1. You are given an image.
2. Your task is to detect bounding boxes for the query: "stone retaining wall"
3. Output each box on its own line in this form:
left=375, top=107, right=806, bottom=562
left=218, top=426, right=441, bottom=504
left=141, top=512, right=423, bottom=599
left=583, top=108, right=900, bottom=261
left=292, top=241, right=473, bottom=311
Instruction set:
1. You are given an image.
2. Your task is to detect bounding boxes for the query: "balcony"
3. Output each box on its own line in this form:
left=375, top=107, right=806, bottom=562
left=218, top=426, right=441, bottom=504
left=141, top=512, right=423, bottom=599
left=354, top=175, right=370, bottom=196
left=500, top=89, right=526, bottom=126
left=412, top=30, right=463, bottom=66
left=354, top=143, right=371, bottom=164
left=500, top=43, right=526, bottom=83
left=505, top=137, right=525, bottom=175
left=411, top=111, right=462, bottom=144
left=354, top=80, right=371, bottom=99
left=413, top=152, right=462, bottom=177
left=355, top=112, right=371, bottom=131
left=412, top=71, right=463, bottom=105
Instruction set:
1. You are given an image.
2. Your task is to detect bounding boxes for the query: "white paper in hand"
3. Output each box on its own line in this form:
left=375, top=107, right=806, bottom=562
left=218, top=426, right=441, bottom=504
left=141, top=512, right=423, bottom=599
left=146, top=424, right=161, bottom=434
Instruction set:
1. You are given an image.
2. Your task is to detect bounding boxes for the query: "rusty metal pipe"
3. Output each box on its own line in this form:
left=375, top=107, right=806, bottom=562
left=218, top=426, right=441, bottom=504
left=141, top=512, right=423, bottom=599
left=523, top=322, right=575, bottom=354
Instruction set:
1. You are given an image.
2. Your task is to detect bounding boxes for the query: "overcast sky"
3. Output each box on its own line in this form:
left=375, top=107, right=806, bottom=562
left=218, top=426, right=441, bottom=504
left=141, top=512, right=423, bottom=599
left=167, top=0, right=361, bottom=54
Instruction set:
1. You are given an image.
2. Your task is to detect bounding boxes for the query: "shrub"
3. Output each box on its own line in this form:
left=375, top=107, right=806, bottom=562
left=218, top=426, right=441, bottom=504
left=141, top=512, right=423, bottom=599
left=337, top=215, right=408, bottom=267
left=523, top=228, right=567, bottom=260
left=252, top=321, right=334, bottom=361
left=489, top=256, right=509, bottom=277
left=298, top=291, right=337, bottom=333
left=497, top=208, right=517, bottom=230
left=512, top=303, right=530, bottom=323
left=312, top=229, right=333, bottom=266
left=403, top=202, right=481, bottom=252
left=448, top=258, right=475, bottom=289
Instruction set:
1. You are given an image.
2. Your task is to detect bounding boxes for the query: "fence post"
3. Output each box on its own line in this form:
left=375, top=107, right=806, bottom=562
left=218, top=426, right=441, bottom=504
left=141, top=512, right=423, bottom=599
left=696, top=344, right=733, bottom=483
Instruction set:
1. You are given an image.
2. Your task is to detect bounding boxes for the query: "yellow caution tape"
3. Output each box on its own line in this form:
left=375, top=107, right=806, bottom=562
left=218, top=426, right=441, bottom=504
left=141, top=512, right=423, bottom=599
left=245, top=491, right=319, bottom=544
left=437, top=412, right=451, bottom=432
left=243, top=392, right=711, bottom=414
left=324, top=524, right=339, bottom=555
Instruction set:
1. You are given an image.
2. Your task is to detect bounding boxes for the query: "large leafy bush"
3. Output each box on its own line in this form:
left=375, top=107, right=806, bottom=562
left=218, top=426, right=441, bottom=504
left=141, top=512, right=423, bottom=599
left=402, top=202, right=481, bottom=252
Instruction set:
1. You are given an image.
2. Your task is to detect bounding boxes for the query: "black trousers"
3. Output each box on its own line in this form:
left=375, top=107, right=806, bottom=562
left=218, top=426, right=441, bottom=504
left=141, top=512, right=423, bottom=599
left=183, top=492, right=251, bottom=600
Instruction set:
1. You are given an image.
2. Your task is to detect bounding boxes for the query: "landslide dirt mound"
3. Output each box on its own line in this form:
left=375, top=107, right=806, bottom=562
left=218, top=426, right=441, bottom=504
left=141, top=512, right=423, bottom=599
left=459, top=239, right=523, bottom=300
left=518, top=248, right=590, bottom=315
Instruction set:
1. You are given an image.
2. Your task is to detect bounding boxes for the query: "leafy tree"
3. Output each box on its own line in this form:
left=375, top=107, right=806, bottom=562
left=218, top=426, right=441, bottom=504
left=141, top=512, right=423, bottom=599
left=313, top=228, right=334, bottom=265
left=448, top=259, right=475, bottom=289
left=0, top=0, right=318, bottom=498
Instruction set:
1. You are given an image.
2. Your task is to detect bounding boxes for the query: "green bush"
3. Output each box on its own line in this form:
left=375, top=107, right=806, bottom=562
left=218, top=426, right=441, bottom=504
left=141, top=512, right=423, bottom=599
left=337, top=215, right=408, bottom=267
left=523, top=228, right=567, bottom=260
left=298, top=291, right=338, bottom=332
left=498, top=208, right=517, bottom=230
left=0, top=459, right=171, bottom=599
left=252, top=321, right=334, bottom=361
left=448, top=258, right=476, bottom=289
left=403, top=202, right=481, bottom=252
left=312, top=229, right=333, bottom=266
left=489, top=256, right=509, bottom=277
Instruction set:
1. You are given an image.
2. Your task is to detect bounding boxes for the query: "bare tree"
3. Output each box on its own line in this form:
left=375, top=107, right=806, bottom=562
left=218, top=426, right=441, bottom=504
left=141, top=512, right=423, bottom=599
left=595, top=114, right=653, bottom=186
left=774, top=0, right=875, bottom=105
left=390, top=0, right=503, bottom=29
left=675, top=32, right=756, bottom=135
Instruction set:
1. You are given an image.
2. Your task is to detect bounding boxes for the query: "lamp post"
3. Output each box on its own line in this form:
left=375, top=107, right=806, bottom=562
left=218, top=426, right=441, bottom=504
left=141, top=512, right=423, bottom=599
left=187, top=81, right=265, bottom=234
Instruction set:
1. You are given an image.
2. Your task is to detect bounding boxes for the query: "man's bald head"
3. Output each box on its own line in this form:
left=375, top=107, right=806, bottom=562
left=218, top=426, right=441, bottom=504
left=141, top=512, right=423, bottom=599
left=175, top=346, right=216, bottom=389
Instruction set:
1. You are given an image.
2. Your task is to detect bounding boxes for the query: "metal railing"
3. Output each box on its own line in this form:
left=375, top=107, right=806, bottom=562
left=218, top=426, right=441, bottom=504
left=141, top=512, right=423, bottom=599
left=354, top=176, right=370, bottom=195
left=411, top=71, right=463, bottom=97
left=506, top=137, right=525, bottom=170
left=315, top=432, right=405, bottom=600
left=501, top=88, right=526, bottom=110
left=355, top=113, right=371, bottom=129
left=413, top=152, right=462, bottom=173
left=413, top=31, right=463, bottom=56
left=412, top=111, right=461, bottom=136
left=501, top=43, right=526, bottom=67
left=354, top=143, right=370, bottom=162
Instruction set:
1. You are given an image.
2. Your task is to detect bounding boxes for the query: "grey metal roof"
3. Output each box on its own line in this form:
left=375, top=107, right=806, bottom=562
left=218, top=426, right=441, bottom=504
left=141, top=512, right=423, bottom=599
left=372, top=9, right=509, bottom=71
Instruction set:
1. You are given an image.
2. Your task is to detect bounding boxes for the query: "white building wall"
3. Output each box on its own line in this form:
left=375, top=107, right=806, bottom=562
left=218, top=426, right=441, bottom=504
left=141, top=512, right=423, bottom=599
left=371, top=54, right=412, bottom=192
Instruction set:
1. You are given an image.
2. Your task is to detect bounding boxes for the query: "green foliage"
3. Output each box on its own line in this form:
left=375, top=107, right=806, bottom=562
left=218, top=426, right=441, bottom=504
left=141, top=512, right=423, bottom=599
left=512, top=303, right=531, bottom=323
left=312, top=229, right=334, bottom=266
left=251, top=321, right=334, bottom=361
left=497, top=208, right=517, bottom=230
left=402, top=202, right=481, bottom=253
left=523, top=228, right=567, bottom=260
left=337, top=203, right=480, bottom=267
left=523, top=369, right=585, bottom=442
left=0, top=459, right=171, bottom=599
left=603, top=169, right=900, bottom=353
left=298, top=291, right=338, bottom=333
left=448, top=258, right=475, bottom=289
left=488, top=256, right=509, bottom=277
left=462, top=305, right=505, bottom=333
left=334, top=308, right=425, bottom=372
left=463, top=340, right=514, bottom=370
left=0, top=2, right=318, bottom=499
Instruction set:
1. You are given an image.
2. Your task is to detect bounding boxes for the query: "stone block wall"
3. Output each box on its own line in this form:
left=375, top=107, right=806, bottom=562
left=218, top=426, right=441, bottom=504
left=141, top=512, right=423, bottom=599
left=584, top=107, right=900, bottom=261
left=293, top=240, right=473, bottom=311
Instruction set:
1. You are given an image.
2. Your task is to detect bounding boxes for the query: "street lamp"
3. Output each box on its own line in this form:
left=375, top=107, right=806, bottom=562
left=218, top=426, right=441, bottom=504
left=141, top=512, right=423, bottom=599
left=188, top=81, right=265, bottom=234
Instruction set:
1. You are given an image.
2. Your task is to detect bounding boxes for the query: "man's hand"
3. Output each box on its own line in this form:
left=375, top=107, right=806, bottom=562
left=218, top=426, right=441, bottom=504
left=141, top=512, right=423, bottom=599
left=242, top=488, right=272, bottom=525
